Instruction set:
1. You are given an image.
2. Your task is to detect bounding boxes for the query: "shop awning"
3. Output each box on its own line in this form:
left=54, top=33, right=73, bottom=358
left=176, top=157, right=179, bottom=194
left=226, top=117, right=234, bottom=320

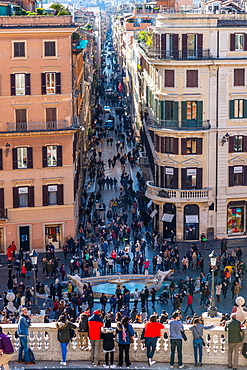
left=161, top=213, right=174, bottom=222
left=185, top=215, right=199, bottom=223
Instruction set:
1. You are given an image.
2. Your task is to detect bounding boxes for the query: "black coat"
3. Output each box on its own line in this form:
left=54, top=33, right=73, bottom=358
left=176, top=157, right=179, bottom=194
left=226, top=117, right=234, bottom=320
left=101, top=327, right=116, bottom=351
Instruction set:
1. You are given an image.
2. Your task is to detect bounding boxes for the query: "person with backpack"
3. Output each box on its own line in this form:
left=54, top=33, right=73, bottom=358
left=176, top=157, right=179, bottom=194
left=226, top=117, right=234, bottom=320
left=0, top=326, right=14, bottom=370
left=101, top=318, right=116, bottom=368
left=78, top=308, right=90, bottom=349
left=56, top=313, right=77, bottom=366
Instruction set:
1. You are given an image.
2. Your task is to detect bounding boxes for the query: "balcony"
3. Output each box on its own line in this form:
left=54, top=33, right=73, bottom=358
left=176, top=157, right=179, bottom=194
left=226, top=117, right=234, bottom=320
left=6, top=121, right=75, bottom=133
left=138, top=42, right=212, bottom=60
left=146, top=117, right=211, bottom=130
left=0, top=209, right=7, bottom=219
left=146, top=181, right=213, bottom=203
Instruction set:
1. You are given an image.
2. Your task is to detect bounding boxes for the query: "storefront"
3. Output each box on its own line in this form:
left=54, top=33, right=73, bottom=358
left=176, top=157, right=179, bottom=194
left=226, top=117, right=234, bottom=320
left=184, top=204, right=199, bottom=240
left=162, top=203, right=176, bottom=239
left=45, top=224, right=63, bottom=249
left=227, top=201, right=246, bottom=235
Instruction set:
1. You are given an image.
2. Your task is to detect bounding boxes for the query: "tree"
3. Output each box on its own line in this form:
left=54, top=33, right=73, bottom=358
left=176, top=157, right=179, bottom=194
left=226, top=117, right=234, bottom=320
left=49, top=3, right=65, bottom=15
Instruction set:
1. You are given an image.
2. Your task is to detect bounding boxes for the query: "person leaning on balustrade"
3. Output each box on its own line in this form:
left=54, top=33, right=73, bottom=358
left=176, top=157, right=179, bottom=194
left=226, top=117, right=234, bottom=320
left=142, top=314, right=164, bottom=366
left=225, top=313, right=243, bottom=370
left=56, top=313, right=77, bottom=366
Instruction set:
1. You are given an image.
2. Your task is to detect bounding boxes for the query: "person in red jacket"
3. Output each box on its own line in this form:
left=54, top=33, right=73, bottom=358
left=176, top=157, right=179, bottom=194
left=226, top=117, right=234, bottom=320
left=183, top=292, right=194, bottom=315
left=143, top=315, right=164, bottom=366
left=88, top=310, right=103, bottom=367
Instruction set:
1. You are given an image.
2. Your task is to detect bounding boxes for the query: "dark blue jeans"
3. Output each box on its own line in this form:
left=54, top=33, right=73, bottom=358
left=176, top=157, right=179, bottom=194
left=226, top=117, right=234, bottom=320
left=18, top=336, right=30, bottom=363
left=170, top=339, right=182, bottom=366
left=193, top=338, right=203, bottom=364
left=145, top=337, right=157, bottom=359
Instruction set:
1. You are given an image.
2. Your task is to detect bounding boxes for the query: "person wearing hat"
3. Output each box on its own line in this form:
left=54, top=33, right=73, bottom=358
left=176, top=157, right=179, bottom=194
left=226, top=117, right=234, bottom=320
left=101, top=318, right=116, bottom=368
left=88, top=310, right=103, bottom=367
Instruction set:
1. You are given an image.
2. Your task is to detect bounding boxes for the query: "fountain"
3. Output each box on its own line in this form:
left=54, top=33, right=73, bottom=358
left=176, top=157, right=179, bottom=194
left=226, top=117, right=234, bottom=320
left=231, top=296, right=247, bottom=323
left=67, top=270, right=172, bottom=297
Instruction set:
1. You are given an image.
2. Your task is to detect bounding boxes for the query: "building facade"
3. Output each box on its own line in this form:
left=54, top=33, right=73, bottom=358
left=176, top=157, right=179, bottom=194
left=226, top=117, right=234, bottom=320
left=0, top=15, right=81, bottom=252
left=124, top=13, right=247, bottom=241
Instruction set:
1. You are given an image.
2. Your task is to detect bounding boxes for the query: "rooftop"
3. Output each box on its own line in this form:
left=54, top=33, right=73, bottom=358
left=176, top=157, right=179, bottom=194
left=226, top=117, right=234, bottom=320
left=0, top=15, right=75, bottom=28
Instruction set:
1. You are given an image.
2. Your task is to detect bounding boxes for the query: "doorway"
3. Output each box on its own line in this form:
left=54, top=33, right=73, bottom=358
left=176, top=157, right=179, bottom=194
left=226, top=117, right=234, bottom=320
left=162, top=203, right=176, bottom=239
left=19, top=226, right=30, bottom=251
left=0, top=228, right=4, bottom=252
left=184, top=204, right=199, bottom=240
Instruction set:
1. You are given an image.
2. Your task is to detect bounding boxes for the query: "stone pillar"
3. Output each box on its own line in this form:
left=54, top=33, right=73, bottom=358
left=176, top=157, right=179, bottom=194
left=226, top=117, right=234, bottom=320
left=176, top=205, right=183, bottom=241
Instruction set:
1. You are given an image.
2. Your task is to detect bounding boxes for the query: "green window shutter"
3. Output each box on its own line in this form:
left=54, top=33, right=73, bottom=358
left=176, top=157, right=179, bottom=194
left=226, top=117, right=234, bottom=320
left=181, top=101, right=187, bottom=123
left=155, top=99, right=158, bottom=119
left=160, top=101, right=165, bottom=121
left=244, top=100, right=247, bottom=118
left=173, top=102, right=178, bottom=122
left=229, top=100, right=234, bottom=119
left=197, top=101, right=203, bottom=123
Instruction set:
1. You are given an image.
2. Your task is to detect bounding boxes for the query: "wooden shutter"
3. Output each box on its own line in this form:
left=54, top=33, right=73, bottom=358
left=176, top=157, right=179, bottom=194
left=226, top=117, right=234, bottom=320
left=244, top=100, right=247, bottom=118
left=13, top=187, right=19, bottom=208
left=160, top=166, right=165, bottom=187
left=160, top=137, right=165, bottom=154
left=173, top=138, right=178, bottom=154
left=197, top=34, right=203, bottom=50
left=10, top=74, right=16, bottom=96
left=173, top=102, right=178, bottom=122
left=57, top=184, right=64, bottom=205
left=186, top=70, right=198, bottom=88
left=165, top=70, right=174, bottom=87
left=181, top=168, right=187, bottom=189
left=56, top=72, right=61, bottom=94
left=27, top=147, right=33, bottom=169
left=45, top=41, right=55, bottom=57
left=43, top=185, right=48, bottom=206
left=244, top=34, right=247, bottom=51
left=244, top=166, right=247, bottom=186
left=160, top=101, right=165, bottom=120
left=0, top=149, right=2, bottom=171
left=25, top=74, right=31, bottom=95
left=197, top=101, right=203, bottom=123
left=155, top=134, right=160, bottom=152
left=229, top=166, right=234, bottom=186
left=161, top=34, right=166, bottom=51
left=196, top=168, right=203, bottom=189
left=244, top=136, right=247, bottom=152
left=14, top=42, right=25, bottom=57
left=46, top=108, right=57, bottom=122
left=57, top=145, right=63, bottom=166
left=173, top=34, right=178, bottom=58
left=173, top=168, right=178, bottom=189
left=41, top=73, right=46, bottom=94
left=229, top=100, right=234, bottom=119
left=156, top=34, right=160, bottom=51
left=16, top=109, right=26, bottom=123
left=0, top=188, right=4, bottom=211
left=182, top=34, right=187, bottom=58
left=28, top=186, right=34, bottom=207
left=42, top=146, right=47, bottom=167
left=230, top=34, right=235, bottom=51
left=196, top=138, right=203, bottom=155
left=229, top=136, right=234, bottom=153
left=155, top=164, right=159, bottom=187
left=12, top=148, right=17, bottom=169
left=181, top=101, right=187, bottom=124
left=181, top=138, right=187, bottom=155
left=234, top=69, right=245, bottom=86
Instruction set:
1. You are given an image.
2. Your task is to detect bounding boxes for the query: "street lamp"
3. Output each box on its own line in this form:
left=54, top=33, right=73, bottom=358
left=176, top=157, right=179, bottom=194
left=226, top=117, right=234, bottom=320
left=29, top=250, right=40, bottom=314
left=207, top=250, right=218, bottom=317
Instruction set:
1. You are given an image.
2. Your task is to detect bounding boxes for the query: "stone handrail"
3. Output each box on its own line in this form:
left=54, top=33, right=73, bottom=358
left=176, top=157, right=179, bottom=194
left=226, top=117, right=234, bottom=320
left=2, top=323, right=246, bottom=365
left=146, top=181, right=213, bottom=202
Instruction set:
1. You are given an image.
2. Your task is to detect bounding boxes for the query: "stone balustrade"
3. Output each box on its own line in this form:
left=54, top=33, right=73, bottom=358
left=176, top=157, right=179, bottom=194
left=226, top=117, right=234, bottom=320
left=2, top=323, right=246, bottom=365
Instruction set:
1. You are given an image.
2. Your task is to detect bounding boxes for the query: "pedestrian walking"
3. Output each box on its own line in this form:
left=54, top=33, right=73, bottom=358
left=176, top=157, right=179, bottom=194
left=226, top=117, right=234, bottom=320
left=143, top=315, right=164, bottom=366
left=183, top=292, right=194, bottom=316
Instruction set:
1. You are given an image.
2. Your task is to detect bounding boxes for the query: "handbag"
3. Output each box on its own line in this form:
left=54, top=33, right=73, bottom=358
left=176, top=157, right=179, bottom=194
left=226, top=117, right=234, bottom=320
left=130, top=335, right=134, bottom=344
left=180, top=329, right=187, bottom=341
left=202, top=238, right=207, bottom=242
left=163, top=332, right=168, bottom=340
left=194, top=326, right=205, bottom=347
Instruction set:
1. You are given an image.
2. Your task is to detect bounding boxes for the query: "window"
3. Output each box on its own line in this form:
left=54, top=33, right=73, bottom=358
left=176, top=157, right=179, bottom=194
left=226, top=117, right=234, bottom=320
left=13, top=42, right=25, bottom=58
left=11, top=74, right=30, bottom=96
left=234, top=166, right=243, bottom=186
left=186, top=101, right=197, bottom=120
left=17, top=147, right=27, bottom=169
left=165, top=167, right=174, bottom=188
left=181, top=138, right=203, bottom=155
left=235, top=34, right=244, bottom=50
left=47, top=145, right=57, bottom=167
left=13, top=147, right=33, bottom=170
left=42, top=145, right=62, bottom=167
left=186, top=169, right=197, bottom=188
left=15, top=109, right=27, bottom=131
left=41, top=72, right=61, bottom=94
left=165, top=137, right=178, bottom=154
left=13, top=186, right=34, bottom=208
left=165, top=70, right=174, bottom=87
left=234, top=99, right=244, bottom=118
left=46, top=73, right=55, bottom=94
left=182, top=168, right=202, bottom=189
left=43, top=184, right=64, bottom=206
left=234, top=136, right=243, bottom=152
left=186, top=70, right=198, bottom=88
left=44, top=41, right=56, bottom=57
left=165, top=101, right=174, bottom=120
left=46, top=108, right=57, bottom=130
left=234, top=69, right=245, bottom=86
